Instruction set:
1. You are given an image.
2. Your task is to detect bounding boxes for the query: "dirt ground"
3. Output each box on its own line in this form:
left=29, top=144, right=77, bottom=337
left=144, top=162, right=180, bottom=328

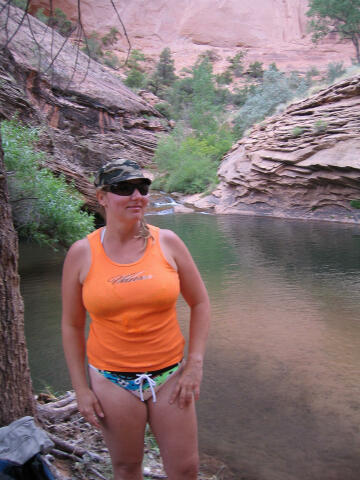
left=37, top=392, right=235, bottom=480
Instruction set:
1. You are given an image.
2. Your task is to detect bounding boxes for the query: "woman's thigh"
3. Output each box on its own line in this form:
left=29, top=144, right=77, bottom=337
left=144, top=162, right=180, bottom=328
left=88, top=367, right=148, bottom=464
left=147, top=371, right=199, bottom=475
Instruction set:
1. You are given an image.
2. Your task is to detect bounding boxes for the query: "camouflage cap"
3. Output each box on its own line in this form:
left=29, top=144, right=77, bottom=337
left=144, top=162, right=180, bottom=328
left=94, top=158, right=151, bottom=188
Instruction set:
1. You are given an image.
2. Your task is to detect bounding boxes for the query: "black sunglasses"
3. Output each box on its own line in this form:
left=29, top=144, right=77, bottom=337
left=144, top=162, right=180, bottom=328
left=105, top=181, right=150, bottom=196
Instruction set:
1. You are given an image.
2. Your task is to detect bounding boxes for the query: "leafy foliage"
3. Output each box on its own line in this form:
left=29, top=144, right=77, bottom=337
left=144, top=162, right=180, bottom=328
left=227, top=51, right=246, bottom=77
left=124, top=49, right=148, bottom=88
left=1, top=119, right=95, bottom=249
left=147, top=48, right=177, bottom=95
left=306, top=0, right=360, bottom=63
left=247, top=61, right=264, bottom=78
left=152, top=57, right=235, bottom=193
left=350, top=200, right=360, bottom=209
left=233, top=69, right=309, bottom=137
left=325, top=61, right=346, bottom=83
left=153, top=125, right=233, bottom=194
left=80, top=29, right=120, bottom=69
left=35, top=7, right=74, bottom=37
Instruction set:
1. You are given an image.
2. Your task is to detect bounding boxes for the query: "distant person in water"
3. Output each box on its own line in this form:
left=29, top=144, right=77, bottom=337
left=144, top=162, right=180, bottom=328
left=61, top=158, right=210, bottom=480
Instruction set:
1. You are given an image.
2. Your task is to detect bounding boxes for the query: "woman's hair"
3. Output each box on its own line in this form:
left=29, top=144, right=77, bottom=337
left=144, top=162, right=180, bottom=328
left=136, top=217, right=151, bottom=240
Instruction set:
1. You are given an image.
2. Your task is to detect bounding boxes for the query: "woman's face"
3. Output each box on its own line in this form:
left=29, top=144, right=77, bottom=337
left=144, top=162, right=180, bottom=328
left=97, top=180, right=150, bottom=222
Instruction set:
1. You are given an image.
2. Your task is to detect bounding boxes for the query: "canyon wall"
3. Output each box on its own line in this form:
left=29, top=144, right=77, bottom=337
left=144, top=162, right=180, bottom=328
left=0, top=3, right=167, bottom=211
left=30, top=0, right=354, bottom=72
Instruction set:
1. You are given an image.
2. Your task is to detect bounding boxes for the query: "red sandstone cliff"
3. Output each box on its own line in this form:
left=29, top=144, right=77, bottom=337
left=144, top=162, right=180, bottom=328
left=30, top=0, right=355, bottom=72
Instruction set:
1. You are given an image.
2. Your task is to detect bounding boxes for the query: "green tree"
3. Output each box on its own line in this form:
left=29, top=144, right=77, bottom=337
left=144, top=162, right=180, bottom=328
left=148, top=48, right=177, bottom=94
left=124, top=49, right=147, bottom=88
left=1, top=119, right=95, bottom=249
left=227, top=51, right=246, bottom=77
left=247, top=61, right=264, bottom=78
left=306, top=0, right=360, bottom=64
left=234, top=69, right=309, bottom=138
left=155, top=47, right=177, bottom=86
left=35, top=7, right=74, bottom=37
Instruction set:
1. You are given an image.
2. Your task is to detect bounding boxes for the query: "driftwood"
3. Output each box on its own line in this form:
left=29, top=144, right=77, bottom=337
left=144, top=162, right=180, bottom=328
left=37, top=391, right=78, bottom=423
left=48, top=432, right=104, bottom=463
left=36, top=391, right=233, bottom=479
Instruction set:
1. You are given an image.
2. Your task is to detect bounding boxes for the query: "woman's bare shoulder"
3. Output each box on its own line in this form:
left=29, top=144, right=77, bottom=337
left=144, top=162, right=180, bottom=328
left=63, top=237, right=92, bottom=283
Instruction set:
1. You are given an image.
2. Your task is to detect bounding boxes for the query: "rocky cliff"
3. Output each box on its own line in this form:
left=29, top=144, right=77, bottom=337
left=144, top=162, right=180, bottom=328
left=0, top=3, right=167, bottom=211
left=190, top=75, right=360, bottom=223
left=30, top=0, right=354, bottom=72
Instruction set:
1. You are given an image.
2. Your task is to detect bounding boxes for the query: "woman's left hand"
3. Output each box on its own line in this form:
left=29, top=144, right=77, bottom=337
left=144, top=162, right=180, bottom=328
left=169, top=358, right=203, bottom=408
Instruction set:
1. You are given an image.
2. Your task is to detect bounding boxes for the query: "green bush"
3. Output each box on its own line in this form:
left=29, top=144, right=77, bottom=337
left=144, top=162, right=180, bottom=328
left=35, top=7, right=74, bottom=37
left=215, top=70, right=233, bottom=85
left=325, top=62, right=346, bottom=83
left=350, top=200, right=360, bottom=209
left=1, top=119, right=95, bottom=249
left=247, top=61, right=264, bottom=78
left=291, top=126, right=305, bottom=137
left=313, top=119, right=328, bottom=133
left=103, top=51, right=120, bottom=70
left=101, top=27, right=119, bottom=47
left=153, top=124, right=234, bottom=194
left=234, top=69, right=310, bottom=138
left=82, top=33, right=103, bottom=61
left=124, top=69, right=147, bottom=88
left=154, top=102, right=173, bottom=119
left=227, top=51, right=246, bottom=77
left=10, top=0, right=27, bottom=9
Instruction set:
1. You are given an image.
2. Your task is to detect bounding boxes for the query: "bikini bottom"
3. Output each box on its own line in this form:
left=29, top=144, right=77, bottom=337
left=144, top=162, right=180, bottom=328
left=89, top=361, right=183, bottom=403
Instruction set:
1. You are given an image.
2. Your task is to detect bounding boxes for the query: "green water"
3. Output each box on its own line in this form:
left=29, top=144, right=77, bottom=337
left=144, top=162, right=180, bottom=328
left=19, top=213, right=360, bottom=480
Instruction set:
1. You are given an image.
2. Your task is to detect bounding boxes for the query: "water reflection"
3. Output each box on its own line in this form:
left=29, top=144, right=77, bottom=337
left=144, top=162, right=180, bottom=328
left=19, top=214, right=360, bottom=480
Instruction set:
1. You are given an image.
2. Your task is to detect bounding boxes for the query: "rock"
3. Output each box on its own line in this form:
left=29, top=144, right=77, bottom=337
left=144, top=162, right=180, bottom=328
left=208, top=75, right=360, bottom=223
left=30, top=0, right=355, bottom=72
left=0, top=3, right=169, bottom=212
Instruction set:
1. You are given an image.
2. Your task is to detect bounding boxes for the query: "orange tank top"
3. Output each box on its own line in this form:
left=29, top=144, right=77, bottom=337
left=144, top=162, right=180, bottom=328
left=82, top=225, right=185, bottom=371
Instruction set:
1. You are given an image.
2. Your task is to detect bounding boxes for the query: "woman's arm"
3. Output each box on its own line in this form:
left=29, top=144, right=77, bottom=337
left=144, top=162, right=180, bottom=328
left=61, top=239, right=104, bottom=428
left=160, top=229, right=210, bottom=408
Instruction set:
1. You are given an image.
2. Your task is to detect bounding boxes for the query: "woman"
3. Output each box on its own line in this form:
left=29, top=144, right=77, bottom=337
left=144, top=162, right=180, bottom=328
left=61, top=158, right=210, bottom=480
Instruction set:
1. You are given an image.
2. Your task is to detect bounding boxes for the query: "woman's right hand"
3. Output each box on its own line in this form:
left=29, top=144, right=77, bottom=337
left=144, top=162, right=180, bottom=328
left=76, top=387, right=104, bottom=429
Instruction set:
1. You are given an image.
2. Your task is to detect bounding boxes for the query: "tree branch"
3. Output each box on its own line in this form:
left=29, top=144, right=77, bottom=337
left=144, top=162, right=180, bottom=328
left=109, top=0, right=131, bottom=65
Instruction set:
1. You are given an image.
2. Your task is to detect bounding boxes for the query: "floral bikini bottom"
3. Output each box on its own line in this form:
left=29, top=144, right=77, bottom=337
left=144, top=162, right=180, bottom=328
left=89, top=361, right=182, bottom=403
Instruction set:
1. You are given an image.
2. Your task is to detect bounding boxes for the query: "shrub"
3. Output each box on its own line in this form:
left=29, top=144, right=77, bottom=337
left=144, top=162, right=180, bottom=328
left=215, top=70, right=233, bottom=85
left=1, top=119, right=95, bottom=249
left=154, top=102, right=173, bottom=119
left=234, top=69, right=310, bottom=138
left=350, top=200, right=360, bottom=209
left=325, top=62, right=346, bottom=83
left=101, top=27, right=119, bottom=47
left=103, top=51, right=120, bottom=69
left=35, top=7, right=74, bottom=37
left=153, top=124, right=234, bottom=194
left=247, top=61, right=264, bottom=78
left=10, top=0, right=27, bottom=9
left=124, top=69, right=147, bottom=88
left=313, top=119, right=328, bottom=133
left=291, top=126, right=305, bottom=137
left=227, top=51, right=246, bottom=77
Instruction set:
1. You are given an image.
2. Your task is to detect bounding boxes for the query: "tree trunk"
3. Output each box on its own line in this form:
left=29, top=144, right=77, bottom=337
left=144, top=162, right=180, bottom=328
left=352, top=35, right=360, bottom=64
left=0, top=133, right=35, bottom=426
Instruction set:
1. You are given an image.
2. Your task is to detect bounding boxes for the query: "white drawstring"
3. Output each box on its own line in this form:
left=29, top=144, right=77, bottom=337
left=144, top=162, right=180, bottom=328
left=135, top=373, right=157, bottom=402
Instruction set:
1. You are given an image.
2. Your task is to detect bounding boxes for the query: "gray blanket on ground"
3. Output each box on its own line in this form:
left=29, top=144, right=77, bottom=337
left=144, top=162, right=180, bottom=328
left=0, top=416, right=54, bottom=465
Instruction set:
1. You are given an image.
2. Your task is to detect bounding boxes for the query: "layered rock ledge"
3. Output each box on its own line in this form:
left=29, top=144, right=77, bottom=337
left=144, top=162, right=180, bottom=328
left=0, top=3, right=167, bottom=212
left=191, top=75, right=360, bottom=224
